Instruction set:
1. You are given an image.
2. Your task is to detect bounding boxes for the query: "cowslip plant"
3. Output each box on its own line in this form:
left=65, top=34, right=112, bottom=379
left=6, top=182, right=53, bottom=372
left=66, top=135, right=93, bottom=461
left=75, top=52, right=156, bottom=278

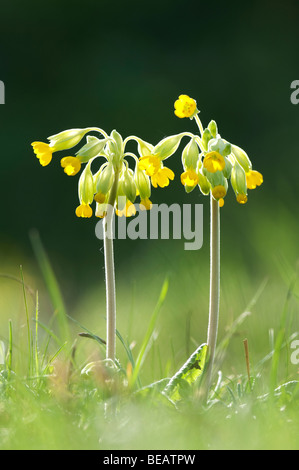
left=31, top=126, right=190, bottom=362
left=173, top=94, right=263, bottom=390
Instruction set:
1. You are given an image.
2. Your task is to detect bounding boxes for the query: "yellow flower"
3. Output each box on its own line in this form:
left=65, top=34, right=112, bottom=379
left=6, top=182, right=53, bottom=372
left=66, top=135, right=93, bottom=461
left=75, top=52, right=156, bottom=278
left=94, top=191, right=106, bottom=204
left=246, top=170, right=263, bottom=189
left=61, top=156, right=81, bottom=176
left=140, top=197, right=153, bottom=211
left=139, top=155, right=161, bottom=176
left=75, top=203, right=93, bottom=218
left=174, top=95, right=197, bottom=118
left=203, top=151, right=226, bottom=173
left=181, top=169, right=199, bottom=187
left=116, top=200, right=136, bottom=217
left=212, top=185, right=227, bottom=201
left=236, top=194, right=248, bottom=204
left=95, top=203, right=107, bottom=218
left=219, top=198, right=225, bottom=208
left=139, top=154, right=175, bottom=189
left=151, top=167, right=175, bottom=188
left=31, top=141, right=54, bottom=167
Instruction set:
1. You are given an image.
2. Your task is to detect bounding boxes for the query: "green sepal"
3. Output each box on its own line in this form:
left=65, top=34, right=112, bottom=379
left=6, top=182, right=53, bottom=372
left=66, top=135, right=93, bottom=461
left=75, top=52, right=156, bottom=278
left=230, top=160, right=247, bottom=196
left=197, top=170, right=211, bottom=195
left=231, top=144, right=252, bottom=173
left=209, top=137, right=231, bottom=157
left=78, top=162, right=94, bottom=204
left=122, top=168, right=137, bottom=203
left=134, top=166, right=151, bottom=200
left=208, top=120, right=218, bottom=138
left=95, top=163, right=114, bottom=195
left=48, top=128, right=89, bottom=151
left=136, top=138, right=154, bottom=158
left=154, top=133, right=184, bottom=160
left=182, top=137, right=200, bottom=169
left=202, top=128, right=213, bottom=151
left=76, top=136, right=109, bottom=163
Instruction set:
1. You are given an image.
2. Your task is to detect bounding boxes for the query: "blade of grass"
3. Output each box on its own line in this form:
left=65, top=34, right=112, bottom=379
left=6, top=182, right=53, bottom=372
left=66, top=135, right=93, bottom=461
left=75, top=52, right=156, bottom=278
left=270, top=276, right=297, bottom=394
left=116, top=329, right=141, bottom=388
left=130, top=277, right=169, bottom=388
left=29, top=229, right=71, bottom=344
left=34, top=291, right=39, bottom=377
left=66, top=313, right=106, bottom=349
left=7, top=319, right=13, bottom=381
left=42, top=342, right=68, bottom=374
left=20, top=265, right=32, bottom=377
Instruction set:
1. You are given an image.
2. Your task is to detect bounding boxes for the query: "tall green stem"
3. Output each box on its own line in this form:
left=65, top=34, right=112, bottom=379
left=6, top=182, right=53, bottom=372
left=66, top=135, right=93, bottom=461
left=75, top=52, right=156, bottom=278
left=206, top=194, right=220, bottom=389
left=103, top=170, right=119, bottom=361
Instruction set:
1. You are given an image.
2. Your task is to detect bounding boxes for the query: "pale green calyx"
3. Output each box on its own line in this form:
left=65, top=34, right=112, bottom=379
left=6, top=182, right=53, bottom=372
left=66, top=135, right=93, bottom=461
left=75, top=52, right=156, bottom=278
left=121, top=167, right=137, bottom=203
left=153, top=133, right=185, bottom=160
left=78, top=162, right=94, bottom=204
left=230, top=160, right=247, bottom=196
left=134, top=166, right=151, bottom=200
left=95, top=163, right=114, bottom=195
left=136, top=138, right=154, bottom=158
left=48, top=128, right=90, bottom=151
left=202, top=128, right=213, bottom=151
left=182, top=137, right=200, bottom=170
left=208, top=120, right=218, bottom=138
left=76, top=136, right=110, bottom=163
left=209, top=137, right=231, bottom=157
left=106, top=130, right=124, bottom=166
left=231, top=144, right=252, bottom=173
left=197, top=170, right=211, bottom=195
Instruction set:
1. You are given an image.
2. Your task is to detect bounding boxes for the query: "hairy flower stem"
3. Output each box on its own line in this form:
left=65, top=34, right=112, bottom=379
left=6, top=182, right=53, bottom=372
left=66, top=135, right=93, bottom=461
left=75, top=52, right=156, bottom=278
left=103, top=170, right=120, bottom=361
left=205, top=194, right=220, bottom=391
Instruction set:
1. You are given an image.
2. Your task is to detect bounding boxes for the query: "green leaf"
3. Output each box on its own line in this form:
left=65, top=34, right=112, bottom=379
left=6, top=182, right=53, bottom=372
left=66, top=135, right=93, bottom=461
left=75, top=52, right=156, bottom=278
left=162, top=343, right=208, bottom=403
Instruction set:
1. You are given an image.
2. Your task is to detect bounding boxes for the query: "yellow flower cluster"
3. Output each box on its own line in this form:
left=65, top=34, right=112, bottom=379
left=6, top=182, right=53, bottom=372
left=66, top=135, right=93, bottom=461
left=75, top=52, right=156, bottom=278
left=32, top=96, right=263, bottom=220
left=174, top=94, right=263, bottom=207
left=31, top=128, right=183, bottom=219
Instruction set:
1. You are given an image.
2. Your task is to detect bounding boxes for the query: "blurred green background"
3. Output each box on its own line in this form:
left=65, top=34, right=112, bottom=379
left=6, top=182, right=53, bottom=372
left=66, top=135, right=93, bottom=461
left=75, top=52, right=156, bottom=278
left=0, top=0, right=298, bottom=381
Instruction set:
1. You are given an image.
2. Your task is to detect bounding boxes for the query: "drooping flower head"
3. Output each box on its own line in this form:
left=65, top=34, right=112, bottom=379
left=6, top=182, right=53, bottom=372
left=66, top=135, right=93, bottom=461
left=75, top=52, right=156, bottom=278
left=31, top=126, right=179, bottom=219
left=173, top=94, right=263, bottom=206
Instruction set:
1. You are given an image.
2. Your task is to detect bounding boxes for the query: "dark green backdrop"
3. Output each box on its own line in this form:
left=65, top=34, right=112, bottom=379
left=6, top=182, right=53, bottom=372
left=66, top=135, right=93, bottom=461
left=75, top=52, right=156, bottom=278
left=1, top=0, right=298, bottom=299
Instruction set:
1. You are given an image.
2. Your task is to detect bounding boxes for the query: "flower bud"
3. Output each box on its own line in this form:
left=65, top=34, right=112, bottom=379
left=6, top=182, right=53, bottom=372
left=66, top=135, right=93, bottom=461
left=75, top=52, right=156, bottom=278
left=76, top=136, right=109, bottom=163
left=208, top=120, right=218, bottom=138
left=197, top=170, right=211, bottom=195
left=134, top=166, right=151, bottom=200
left=95, top=163, right=114, bottom=196
left=106, top=130, right=124, bottom=165
left=48, top=128, right=89, bottom=151
left=111, top=130, right=124, bottom=155
left=222, top=157, right=232, bottom=179
left=121, top=168, right=137, bottom=203
left=136, top=138, right=154, bottom=158
left=231, top=144, right=252, bottom=172
left=153, top=133, right=184, bottom=160
left=78, top=163, right=94, bottom=205
left=182, top=138, right=200, bottom=170
left=202, top=128, right=213, bottom=151
left=230, top=161, right=247, bottom=197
